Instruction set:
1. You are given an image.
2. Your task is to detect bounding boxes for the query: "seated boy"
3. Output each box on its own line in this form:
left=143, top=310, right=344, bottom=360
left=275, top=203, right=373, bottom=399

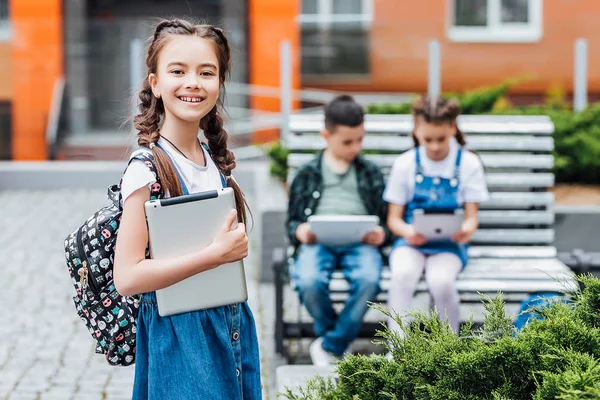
left=286, top=95, right=391, bottom=365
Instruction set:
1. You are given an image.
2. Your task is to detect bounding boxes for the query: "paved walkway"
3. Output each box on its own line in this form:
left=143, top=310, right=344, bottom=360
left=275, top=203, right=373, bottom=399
left=0, top=189, right=282, bottom=400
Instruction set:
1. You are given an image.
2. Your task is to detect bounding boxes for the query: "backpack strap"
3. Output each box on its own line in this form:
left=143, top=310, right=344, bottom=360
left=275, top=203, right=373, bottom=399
left=107, top=149, right=165, bottom=209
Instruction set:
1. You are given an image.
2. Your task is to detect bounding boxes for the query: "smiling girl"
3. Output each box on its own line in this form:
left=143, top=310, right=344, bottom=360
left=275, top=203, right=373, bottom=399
left=112, top=19, right=261, bottom=399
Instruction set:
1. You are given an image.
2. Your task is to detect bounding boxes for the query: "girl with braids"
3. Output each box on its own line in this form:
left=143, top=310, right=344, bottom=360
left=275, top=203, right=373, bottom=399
left=113, top=19, right=261, bottom=399
left=383, top=95, right=488, bottom=338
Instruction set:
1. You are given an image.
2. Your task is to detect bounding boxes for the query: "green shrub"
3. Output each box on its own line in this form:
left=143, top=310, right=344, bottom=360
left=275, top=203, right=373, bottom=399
left=491, top=104, right=600, bottom=184
left=367, top=81, right=512, bottom=115
left=281, top=275, right=600, bottom=400
left=264, top=141, right=288, bottom=183
left=367, top=102, right=413, bottom=115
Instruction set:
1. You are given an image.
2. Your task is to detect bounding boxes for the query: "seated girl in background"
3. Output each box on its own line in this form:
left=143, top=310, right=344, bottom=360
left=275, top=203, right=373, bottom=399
left=383, top=95, right=489, bottom=335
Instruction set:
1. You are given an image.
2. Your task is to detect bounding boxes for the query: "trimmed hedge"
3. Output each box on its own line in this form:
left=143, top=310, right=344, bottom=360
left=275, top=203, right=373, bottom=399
left=282, top=275, right=600, bottom=400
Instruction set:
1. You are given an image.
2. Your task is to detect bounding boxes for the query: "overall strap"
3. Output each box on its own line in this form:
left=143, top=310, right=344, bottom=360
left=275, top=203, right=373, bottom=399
left=454, top=148, right=463, bottom=180
left=415, top=146, right=423, bottom=175
left=155, top=143, right=190, bottom=195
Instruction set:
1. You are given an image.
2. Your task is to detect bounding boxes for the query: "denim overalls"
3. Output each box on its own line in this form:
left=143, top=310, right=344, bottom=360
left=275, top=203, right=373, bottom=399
left=132, top=144, right=262, bottom=400
left=392, top=146, right=469, bottom=267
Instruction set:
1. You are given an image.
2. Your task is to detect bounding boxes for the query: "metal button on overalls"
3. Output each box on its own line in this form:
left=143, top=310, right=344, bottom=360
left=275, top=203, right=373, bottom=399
left=312, top=191, right=320, bottom=199
left=232, top=331, right=239, bottom=341
left=304, top=208, right=312, bottom=216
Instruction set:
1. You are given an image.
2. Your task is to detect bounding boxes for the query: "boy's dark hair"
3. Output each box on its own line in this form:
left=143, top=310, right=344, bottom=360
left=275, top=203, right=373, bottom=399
left=324, top=95, right=365, bottom=132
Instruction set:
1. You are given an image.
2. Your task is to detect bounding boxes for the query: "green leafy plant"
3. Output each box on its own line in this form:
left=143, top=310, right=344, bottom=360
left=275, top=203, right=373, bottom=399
left=264, top=140, right=289, bottom=184
left=281, top=275, right=600, bottom=400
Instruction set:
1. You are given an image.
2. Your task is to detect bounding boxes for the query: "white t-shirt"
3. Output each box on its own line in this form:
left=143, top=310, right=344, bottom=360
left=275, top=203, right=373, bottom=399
left=383, top=138, right=489, bottom=206
left=120, top=137, right=223, bottom=205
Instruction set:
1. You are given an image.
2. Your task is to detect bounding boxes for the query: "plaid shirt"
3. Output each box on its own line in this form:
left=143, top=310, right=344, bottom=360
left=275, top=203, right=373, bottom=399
left=286, top=150, right=392, bottom=249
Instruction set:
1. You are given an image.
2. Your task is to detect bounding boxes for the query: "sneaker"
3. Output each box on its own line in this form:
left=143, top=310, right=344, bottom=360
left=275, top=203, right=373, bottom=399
left=309, top=337, right=338, bottom=366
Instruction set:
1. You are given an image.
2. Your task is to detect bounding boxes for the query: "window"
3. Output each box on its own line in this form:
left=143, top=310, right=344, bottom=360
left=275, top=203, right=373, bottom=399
left=448, top=0, right=542, bottom=43
left=299, top=0, right=372, bottom=79
left=0, top=0, right=10, bottom=41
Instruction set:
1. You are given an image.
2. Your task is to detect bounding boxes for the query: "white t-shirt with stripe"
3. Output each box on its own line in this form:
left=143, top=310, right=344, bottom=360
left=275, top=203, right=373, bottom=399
left=120, top=137, right=223, bottom=205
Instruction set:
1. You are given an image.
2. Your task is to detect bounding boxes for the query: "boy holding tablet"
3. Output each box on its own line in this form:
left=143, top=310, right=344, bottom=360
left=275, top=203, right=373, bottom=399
left=286, top=95, right=391, bottom=365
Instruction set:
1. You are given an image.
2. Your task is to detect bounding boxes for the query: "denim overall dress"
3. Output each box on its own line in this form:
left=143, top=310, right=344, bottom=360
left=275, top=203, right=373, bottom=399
left=392, top=146, right=469, bottom=267
left=132, top=145, right=262, bottom=400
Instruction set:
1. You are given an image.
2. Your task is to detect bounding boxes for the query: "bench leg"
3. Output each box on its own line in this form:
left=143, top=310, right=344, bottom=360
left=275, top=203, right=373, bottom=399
left=273, top=248, right=288, bottom=360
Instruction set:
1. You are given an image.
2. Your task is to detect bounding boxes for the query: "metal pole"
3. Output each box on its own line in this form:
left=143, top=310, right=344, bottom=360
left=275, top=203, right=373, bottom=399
left=428, top=40, right=441, bottom=98
left=130, top=38, right=144, bottom=121
left=129, top=38, right=144, bottom=147
left=280, top=40, right=292, bottom=146
left=574, top=38, right=588, bottom=112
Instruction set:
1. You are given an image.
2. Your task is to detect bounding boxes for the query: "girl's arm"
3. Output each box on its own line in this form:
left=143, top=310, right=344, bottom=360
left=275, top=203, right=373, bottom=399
left=113, top=186, right=247, bottom=296
left=387, top=203, right=427, bottom=246
left=387, top=203, right=410, bottom=238
left=452, top=202, right=479, bottom=244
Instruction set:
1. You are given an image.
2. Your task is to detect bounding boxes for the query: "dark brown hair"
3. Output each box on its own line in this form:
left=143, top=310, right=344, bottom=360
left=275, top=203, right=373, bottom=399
left=410, top=95, right=467, bottom=148
left=133, top=18, right=249, bottom=226
left=324, top=95, right=364, bottom=132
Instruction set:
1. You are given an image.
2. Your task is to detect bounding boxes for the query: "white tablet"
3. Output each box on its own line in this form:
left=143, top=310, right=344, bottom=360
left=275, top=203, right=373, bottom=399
left=145, top=187, right=248, bottom=317
left=412, top=209, right=463, bottom=241
left=308, top=215, right=380, bottom=247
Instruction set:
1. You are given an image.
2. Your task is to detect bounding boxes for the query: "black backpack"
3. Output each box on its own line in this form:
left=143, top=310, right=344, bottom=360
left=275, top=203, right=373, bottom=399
left=64, top=150, right=164, bottom=366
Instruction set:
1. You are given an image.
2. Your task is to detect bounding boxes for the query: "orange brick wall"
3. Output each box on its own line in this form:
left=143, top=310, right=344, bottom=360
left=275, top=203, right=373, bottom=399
left=306, top=0, right=600, bottom=95
left=11, top=0, right=63, bottom=160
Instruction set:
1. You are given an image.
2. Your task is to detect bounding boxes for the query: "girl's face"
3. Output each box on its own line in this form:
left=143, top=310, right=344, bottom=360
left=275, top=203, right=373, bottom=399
left=413, top=116, right=456, bottom=161
left=149, top=35, right=221, bottom=125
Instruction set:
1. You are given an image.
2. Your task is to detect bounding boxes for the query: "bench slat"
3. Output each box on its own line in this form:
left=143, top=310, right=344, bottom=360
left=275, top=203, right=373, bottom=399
left=291, top=113, right=552, bottom=123
left=378, top=246, right=558, bottom=259
left=290, top=115, right=554, bottom=135
left=288, top=170, right=555, bottom=189
left=478, top=210, right=554, bottom=225
left=472, top=229, right=553, bottom=244
left=467, top=246, right=557, bottom=258
left=482, top=192, right=554, bottom=209
left=288, top=134, right=554, bottom=152
left=288, top=153, right=553, bottom=170
left=328, top=258, right=571, bottom=282
left=329, top=278, right=577, bottom=295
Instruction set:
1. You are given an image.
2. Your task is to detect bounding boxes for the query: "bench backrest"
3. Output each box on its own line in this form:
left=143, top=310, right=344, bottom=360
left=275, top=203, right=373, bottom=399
left=286, top=114, right=556, bottom=255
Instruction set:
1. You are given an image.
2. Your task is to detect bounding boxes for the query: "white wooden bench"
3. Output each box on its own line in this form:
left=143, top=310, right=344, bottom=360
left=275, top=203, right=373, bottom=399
left=273, top=114, right=578, bottom=360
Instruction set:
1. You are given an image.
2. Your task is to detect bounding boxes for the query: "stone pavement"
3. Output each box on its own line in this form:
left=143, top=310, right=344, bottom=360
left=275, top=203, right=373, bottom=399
left=0, top=189, right=283, bottom=400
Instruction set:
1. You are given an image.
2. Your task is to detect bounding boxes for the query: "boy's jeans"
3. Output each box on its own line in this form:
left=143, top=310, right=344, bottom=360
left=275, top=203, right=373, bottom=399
left=291, top=243, right=382, bottom=357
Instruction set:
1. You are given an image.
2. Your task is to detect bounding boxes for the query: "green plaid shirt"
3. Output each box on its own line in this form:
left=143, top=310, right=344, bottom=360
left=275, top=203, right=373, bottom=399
left=286, top=150, right=392, bottom=249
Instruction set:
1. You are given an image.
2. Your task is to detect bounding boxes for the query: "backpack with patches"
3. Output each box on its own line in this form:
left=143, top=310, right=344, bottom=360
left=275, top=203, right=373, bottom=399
left=64, top=150, right=164, bottom=366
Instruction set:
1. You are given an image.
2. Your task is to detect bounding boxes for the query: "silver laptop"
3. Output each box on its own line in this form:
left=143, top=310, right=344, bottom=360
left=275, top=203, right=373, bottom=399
left=145, top=187, right=248, bottom=317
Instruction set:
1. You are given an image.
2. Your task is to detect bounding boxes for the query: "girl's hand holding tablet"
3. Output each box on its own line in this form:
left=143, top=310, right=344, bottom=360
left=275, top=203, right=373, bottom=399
left=210, top=210, right=248, bottom=264
left=404, top=225, right=428, bottom=247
